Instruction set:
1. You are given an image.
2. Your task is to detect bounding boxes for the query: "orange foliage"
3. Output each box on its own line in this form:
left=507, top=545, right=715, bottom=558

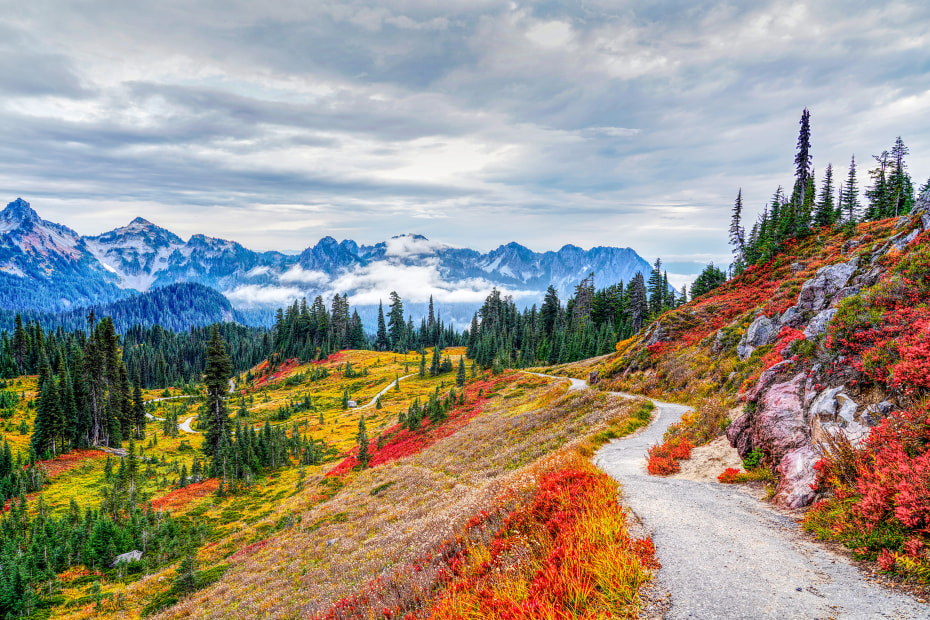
left=151, top=478, right=220, bottom=512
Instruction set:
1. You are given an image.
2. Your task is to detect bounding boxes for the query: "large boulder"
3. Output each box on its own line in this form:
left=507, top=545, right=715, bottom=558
left=737, top=314, right=778, bottom=360
left=726, top=411, right=754, bottom=459
left=803, top=308, right=837, bottom=339
left=773, top=446, right=820, bottom=509
left=112, top=550, right=143, bottom=567
left=751, top=373, right=808, bottom=467
left=797, top=259, right=858, bottom=311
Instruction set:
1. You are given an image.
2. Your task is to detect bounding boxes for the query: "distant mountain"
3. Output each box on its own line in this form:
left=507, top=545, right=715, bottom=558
left=0, top=198, right=127, bottom=311
left=0, top=198, right=655, bottom=328
left=0, top=282, right=239, bottom=334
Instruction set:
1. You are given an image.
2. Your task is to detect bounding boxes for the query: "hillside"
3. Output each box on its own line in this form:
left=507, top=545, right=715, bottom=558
left=0, top=282, right=241, bottom=334
left=551, top=197, right=930, bottom=582
left=0, top=348, right=657, bottom=618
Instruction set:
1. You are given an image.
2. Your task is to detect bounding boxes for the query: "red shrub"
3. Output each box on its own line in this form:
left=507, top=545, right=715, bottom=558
left=718, top=467, right=741, bottom=483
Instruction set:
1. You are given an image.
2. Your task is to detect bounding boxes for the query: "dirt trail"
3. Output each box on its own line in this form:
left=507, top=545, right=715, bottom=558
left=540, top=374, right=927, bottom=619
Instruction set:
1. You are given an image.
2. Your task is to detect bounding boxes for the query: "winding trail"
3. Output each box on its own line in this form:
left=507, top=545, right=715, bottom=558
left=540, top=374, right=927, bottom=619
left=357, top=374, right=415, bottom=409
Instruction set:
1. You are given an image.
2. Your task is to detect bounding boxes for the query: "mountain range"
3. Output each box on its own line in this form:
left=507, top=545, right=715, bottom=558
left=0, top=198, right=654, bottom=328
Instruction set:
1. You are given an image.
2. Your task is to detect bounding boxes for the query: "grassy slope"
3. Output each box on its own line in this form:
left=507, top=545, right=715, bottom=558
left=5, top=346, right=657, bottom=619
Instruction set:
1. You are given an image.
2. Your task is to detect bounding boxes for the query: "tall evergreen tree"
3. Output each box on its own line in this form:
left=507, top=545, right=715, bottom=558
left=201, top=326, right=233, bottom=460
left=356, top=414, right=369, bottom=468
left=729, top=189, right=745, bottom=266
left=387, top=292, right=405, bottom=352
left=841, top=155, right=860, bottom=224
left=375, top=302, right=389, bottom=351
left=814, top=162, right=836, bottom=227
left=793, top=108, right=813, bottom=211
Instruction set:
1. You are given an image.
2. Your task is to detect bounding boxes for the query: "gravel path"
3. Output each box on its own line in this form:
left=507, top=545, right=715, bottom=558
left=542, top=375, right=928, bottom=619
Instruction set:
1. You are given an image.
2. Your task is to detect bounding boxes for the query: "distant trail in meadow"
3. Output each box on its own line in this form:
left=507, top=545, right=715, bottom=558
left=539, top=374, right=927, bottom=619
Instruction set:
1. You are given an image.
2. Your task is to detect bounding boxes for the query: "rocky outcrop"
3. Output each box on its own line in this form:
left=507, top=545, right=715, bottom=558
left=796, top=258, right=858, bottom=312
left=736, top=314, right=777, bottom=360
left=725, top=245, right=898, bottom=509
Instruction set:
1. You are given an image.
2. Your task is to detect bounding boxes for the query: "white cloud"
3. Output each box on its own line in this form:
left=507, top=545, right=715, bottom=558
left=224, top=284, right=304, bottom=307
left=279, top=265, right=330, bottom=284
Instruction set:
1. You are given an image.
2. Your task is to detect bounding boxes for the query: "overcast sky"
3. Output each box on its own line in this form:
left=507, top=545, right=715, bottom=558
left=3, top=0, right=930, bottom=285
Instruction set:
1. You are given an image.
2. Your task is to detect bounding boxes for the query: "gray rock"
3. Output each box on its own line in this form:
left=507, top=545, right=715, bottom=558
left=347, top=400, right=357, bottom=408
left=737, top=314, right=777, bottom=360
left=797, top=259, right=858, bottom=312
left=895, top=215, right=911, bottom=230
left=808, top=386, right=843, bottom=421
left=835, top=393, right=857, bottom=426
left=726, top=411, right=754, bottom=458
left=829, top=286, right=860, bottom=307
left=111, top=550, right=142, bottom=567
left=752, top=373, right=808, bottom=467
left=851, top=266, right=883, bottom=288
left=803, top=308, right=837, bottom=339
left=789, top=262, right=805, bottom=273
left=890, top=229, right=919, bottom=252
left=644, top=321, right=667, bottom=347
left=802, top=364, right=822, bottom=408
left=861, top=401, right=894, bottom=427
left=923, top=212, right=930, bottom=232
left=745, top=360, right=793, bottom=402
left=780, top=305, right=805, bottom=328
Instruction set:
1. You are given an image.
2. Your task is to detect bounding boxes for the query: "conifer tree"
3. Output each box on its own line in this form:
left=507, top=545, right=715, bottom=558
left=814, top=162, right=836, bottom=227
left=201, top=326, right=232, bottom=460
left=729, top=189, right=745, bottom=268
left=841, top=155, right=860, bottom=224
left=456, top=356, right=466, bottom=387
left=387, top=292, right=405, bottom=352
left=375, top=302, right=389, bottom=351
left=356, top=414, right=369, bottom=468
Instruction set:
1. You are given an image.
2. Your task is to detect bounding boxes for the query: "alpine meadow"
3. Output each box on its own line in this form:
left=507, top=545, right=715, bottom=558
left=3, top=2, right=930, bottom=619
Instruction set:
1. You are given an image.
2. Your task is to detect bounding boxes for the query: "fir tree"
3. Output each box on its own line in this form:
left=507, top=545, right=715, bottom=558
left=456, top=356, right=466, bottom=387
left=841, top=155, right=860, bottom=224
left=814, top=162, right=836, bottom=227
left=201, top=326, right=233, bottom=460
left=375, top=302, right=389, bottom=351
left=729, top=189, right=745, bottom=267
left=356, top=414, right=370, bottom=468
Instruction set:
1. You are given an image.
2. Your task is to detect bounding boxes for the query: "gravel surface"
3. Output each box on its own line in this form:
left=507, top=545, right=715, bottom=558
left=576, top=382, right=929, bottom=619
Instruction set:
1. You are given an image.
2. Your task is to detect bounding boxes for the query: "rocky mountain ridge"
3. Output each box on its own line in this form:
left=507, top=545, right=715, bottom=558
left=0, top=198, right=654, bottom=321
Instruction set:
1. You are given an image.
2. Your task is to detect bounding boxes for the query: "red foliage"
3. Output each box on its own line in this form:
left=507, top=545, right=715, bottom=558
left=327, top=374, right=516, bottom=477
left=35, top=449, right=105, bottom=478
left=151, top=478, right=220, bottom=512
left=253, top=357, right=302, bottom=388
left=646, top=437, right=693, bottom=475
left=717, top=467, right=742, bottom=483
left=230, top=538, right=269, bottom=562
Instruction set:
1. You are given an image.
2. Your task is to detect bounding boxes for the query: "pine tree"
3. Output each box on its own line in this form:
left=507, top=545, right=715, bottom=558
left=729, top=189, right=745, bottom=267
left=841, top=155, right=860, bottom=224
left=387, top=292, right=405, bottom=352
left=794, top=108, right=813, bottom=212
left=814, top=162, right=836, bottom=227
left=356, top=414, right=369, bottom=468
left=174, top=547, right=198, bottom=594
left=647, top=258, right=664, bottom=316
left=201, top=326, right=233, bottom=460
left=375, top=302, right=389, bottom=351
left=456, top=356, right=466, bottom=387
left=889, top=136, right=914, bottom=216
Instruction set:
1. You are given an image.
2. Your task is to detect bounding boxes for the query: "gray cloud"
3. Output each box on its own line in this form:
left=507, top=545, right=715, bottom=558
left=2, top=1, right=930, bottom=285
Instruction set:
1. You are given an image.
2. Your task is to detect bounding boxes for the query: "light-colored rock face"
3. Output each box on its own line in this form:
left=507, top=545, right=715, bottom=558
left=753, top=373, right=808, bottom=466
left=797, top=259, right=858, bottom=312
left=774, top=445, right=819, bottom=509
left=803, top=308, right=837, bottom=339
left=737, top=314, right=777, bottom=360
left=835, top=393, right=858, bottom=425
left=808, top=387, right=843, bottom=421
